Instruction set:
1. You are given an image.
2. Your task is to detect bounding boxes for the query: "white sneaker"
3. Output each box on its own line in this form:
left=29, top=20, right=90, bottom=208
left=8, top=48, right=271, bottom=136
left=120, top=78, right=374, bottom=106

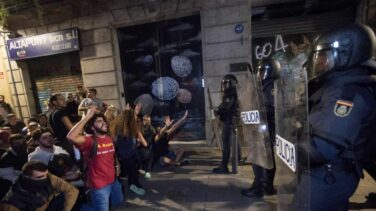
left=145, top=172, right=151, bottom=179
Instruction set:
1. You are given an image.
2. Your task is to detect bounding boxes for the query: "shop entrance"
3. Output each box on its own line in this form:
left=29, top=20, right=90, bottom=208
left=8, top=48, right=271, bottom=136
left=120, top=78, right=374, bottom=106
left=27, top=52, right=83, bottom=114
left=117, top=15, right=205, bottom=140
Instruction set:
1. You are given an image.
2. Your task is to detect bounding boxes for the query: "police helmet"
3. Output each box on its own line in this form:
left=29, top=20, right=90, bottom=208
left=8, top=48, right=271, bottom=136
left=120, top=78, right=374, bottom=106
left=221, top=74, right=238, bottom=92
left=257, top=59, right=281, bottom=81
left=308, top=24, right=376, bottom=81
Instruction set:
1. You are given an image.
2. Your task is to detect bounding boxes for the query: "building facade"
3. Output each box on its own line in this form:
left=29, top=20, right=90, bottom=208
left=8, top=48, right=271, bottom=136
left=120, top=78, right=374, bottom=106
left=0, top=0, right=373, bottom=144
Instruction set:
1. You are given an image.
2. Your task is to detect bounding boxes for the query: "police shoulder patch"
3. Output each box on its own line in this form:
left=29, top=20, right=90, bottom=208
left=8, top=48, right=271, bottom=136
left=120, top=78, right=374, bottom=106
left=333, top=100, right=353, bottom=117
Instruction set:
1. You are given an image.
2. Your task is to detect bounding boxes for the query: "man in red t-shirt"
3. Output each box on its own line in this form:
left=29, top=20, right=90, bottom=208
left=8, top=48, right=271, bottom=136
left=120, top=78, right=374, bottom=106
left=67, top=106, right=123, bottom=211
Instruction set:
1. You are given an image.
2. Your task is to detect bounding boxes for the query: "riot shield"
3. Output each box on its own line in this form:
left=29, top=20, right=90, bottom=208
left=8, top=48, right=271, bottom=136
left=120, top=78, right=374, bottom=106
left=237, top=68, right=275, bottom=170
left=274, top=55, right=310, bottom=210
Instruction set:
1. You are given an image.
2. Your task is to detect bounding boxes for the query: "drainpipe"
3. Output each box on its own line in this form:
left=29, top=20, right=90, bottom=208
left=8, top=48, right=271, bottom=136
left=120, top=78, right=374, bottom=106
left=0, top=31, right=23, bottom=119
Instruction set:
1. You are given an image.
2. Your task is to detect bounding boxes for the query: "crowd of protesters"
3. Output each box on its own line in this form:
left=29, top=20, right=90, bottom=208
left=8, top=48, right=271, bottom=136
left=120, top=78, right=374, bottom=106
left=0, top=86, right=190, bottom=211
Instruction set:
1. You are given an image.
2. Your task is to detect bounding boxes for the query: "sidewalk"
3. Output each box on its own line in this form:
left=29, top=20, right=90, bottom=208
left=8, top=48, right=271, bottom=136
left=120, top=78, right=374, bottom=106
left=114, top=147, right=376, bottom=211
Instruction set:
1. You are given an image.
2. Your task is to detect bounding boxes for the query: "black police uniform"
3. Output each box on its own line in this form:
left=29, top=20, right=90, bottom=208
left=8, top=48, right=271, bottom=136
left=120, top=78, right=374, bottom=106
left=294, top=69, right=376, bottom=211
left=212, top=75, right=241, bottom=173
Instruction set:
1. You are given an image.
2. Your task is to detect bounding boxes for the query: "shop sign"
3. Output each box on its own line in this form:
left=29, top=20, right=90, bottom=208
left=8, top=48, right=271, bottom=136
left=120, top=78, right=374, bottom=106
left=6, top=28, right=80, bottom=60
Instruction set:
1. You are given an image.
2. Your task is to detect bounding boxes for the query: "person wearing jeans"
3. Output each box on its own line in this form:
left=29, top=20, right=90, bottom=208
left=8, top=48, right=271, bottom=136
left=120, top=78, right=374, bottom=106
left=67, top=106, right=123, bottom=211
left=89, top=179, right=123, bottom=210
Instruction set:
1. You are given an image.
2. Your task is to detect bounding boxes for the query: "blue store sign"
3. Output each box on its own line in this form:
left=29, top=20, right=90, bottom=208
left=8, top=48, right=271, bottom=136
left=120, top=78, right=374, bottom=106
left=6, top=28, right=80, bottom=60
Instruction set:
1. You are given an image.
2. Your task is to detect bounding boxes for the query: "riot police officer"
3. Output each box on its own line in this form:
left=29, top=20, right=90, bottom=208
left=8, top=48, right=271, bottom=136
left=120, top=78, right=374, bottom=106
left=212, top=74, right=241, bottom=174
left=241, top=59, right=279, bottom=197
left=293, top=24, right=376, bottom=211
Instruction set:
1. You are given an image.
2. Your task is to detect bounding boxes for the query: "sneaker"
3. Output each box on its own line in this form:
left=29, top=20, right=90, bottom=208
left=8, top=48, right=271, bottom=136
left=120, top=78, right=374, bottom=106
left=241, top=187, right=263, bottom=198
left=145, top=172, right=151, bottom=179
left=130, top=184, right=145, bottom=196
left=212, top=166, right=229, bottom=174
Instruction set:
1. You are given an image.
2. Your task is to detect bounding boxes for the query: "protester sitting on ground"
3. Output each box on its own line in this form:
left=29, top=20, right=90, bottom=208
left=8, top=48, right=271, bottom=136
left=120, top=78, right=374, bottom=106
left=104, top=105, right=118, bottom=124
left=23, top=121, right=40, bottom=153
left=38, top=113, right=48, bottom=128
left=1, top=113, right=26, bottom=134
left=0, top=160, right=79, bottom=211
left=0, top=134, right=28, bottom=199
left=0, top=95, right=14, bottom=116
left=153, top=110, right=189, bottom=167
left=21, top=116, right=38, bottom=136
left=78, top=88, right=104, bottom=116
left=74, top=85, right=86, bottom=104
left=0, top=129, right=10, bottom=156
left=67, top=105, right=123, bottom=211
left=110, top=109, right=148, bottom=196
left=66, top=92, right=80, bottom=123
left=140, top=114, right=157, bottom=179
left=28, top=128, right=82, bottom=184
left=49, top=93, right=76, bottom=159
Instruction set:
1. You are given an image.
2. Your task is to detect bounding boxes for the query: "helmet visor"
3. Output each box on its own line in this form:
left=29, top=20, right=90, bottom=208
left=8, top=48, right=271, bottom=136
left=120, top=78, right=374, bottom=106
left=308, top=49, right=335, bottom=81
left=257, top=68, right=267, bottom=81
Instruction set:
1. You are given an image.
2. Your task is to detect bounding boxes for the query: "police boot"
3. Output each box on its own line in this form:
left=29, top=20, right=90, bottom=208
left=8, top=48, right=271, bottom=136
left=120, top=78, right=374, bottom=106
left=212, top=166, right=229, bottom=174
left=241, top=185, right=263, bottom=198
left=262, top=183, right=277, bottom=196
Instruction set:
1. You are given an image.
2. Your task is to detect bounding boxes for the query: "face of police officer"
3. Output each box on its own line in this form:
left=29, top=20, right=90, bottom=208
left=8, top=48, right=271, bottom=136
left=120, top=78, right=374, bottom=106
left=309, top=50, right=335, bottom=81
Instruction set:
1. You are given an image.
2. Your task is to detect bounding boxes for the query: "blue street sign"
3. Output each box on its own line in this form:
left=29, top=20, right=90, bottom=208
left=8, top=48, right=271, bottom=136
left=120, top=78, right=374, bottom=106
left=6, top=28, right=80, bottom=60
left=235, top=24, right=244, bottom=34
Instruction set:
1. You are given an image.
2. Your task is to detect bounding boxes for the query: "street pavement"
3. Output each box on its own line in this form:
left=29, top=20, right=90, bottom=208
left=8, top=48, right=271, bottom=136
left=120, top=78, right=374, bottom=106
left=114, top=147, right=376, bottom=211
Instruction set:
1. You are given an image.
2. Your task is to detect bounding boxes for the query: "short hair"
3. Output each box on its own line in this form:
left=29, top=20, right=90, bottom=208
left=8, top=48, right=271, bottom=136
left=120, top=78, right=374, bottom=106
left=88, top=88, right=97, bottom=95
left=49, top=93, right=62, bottom=105
left=39, top=113, right=47, bottom=118
left=85, top=113, right=107, bottom=135
left=32, top=127, right=53, bottom=141
left=27, top=117, right=38, bottom=124
left=22, top=160, right=48, bottom=177
left=0, top=95, right=4, bottom=99
left=9, top=134, right=26, bottom=146
left=6, top=113, right=15, bottom=119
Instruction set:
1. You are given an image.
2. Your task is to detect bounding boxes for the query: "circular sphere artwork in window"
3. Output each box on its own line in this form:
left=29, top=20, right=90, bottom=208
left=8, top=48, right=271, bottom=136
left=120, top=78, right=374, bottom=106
left=134, top=93, right=154, bottom=115
left=143, top=55, right=154, bottom=67
left=177, top=88, right=192, bottom=104
left=151, top=77, right=179, bottom=101
left=171, top=55, right=192, bottom=78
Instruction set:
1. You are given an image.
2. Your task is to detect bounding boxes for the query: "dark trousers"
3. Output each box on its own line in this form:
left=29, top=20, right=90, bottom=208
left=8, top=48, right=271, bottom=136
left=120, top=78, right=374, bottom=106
left=141, top=151, right=154, bottom=172
left=293, top=162, right=359, bottom=211
left=251, top=144, right=276, bottom=188
left=121, top=156, right=141, bottom=187
left=252, top=164, right=276, bottom=188
left=221, top=123, right=241, bottom=167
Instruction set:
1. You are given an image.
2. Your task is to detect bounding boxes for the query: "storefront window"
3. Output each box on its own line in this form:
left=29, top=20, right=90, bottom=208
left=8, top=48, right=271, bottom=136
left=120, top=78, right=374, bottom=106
left=118, top=15, right=205, bottom=140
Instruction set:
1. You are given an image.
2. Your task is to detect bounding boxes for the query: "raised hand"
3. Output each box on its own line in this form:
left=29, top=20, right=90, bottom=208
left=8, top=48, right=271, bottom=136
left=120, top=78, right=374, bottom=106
left=86, top=105, right=97, bottom=118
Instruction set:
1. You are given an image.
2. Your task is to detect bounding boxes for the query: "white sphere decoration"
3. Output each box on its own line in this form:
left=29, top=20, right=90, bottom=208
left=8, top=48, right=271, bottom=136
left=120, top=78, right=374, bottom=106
left=171, top=55, right=192, bottom=78
left=151, top=77, right=180, bottom=101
